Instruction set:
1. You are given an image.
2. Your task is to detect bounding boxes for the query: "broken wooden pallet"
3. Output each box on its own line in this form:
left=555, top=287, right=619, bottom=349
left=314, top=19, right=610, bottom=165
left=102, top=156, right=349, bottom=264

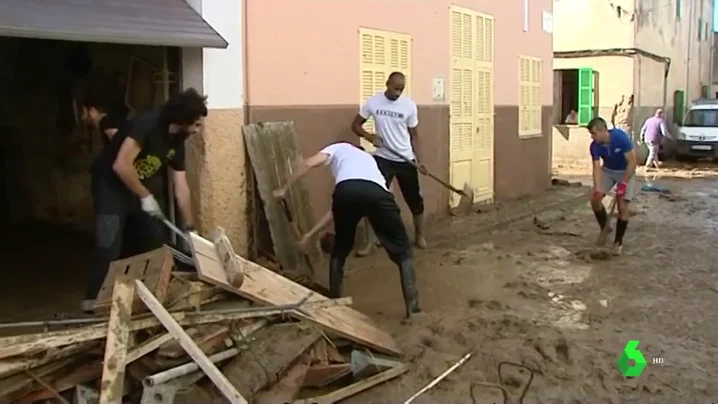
left=243, top=121, right=323, bottom=284
left=92, top=247, right=173, bottom=315
left=188, top=232, right=402, bottom=356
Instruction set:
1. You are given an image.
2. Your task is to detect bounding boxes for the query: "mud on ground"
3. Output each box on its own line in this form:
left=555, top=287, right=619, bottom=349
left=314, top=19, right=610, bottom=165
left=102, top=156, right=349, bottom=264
left=340, top=179, right=718, bottom=403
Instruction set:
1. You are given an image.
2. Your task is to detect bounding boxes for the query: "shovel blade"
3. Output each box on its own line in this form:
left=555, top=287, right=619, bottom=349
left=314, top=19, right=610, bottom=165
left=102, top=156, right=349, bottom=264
left=455, top=183, right=474, bottom=214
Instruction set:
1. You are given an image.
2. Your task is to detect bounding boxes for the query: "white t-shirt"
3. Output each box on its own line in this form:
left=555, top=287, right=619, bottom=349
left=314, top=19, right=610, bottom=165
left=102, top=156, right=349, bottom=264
left=319, top=142, right=389, bottom=191
left=359, top=93, right=418, bottom=162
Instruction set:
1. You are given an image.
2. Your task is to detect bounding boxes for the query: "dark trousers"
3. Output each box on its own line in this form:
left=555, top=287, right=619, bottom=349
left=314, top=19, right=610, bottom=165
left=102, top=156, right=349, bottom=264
left=85, top=182, right=167, bottom=300
left=331, top=180, right=412, bottom=265
left=374, top=156, right=424, bottom=215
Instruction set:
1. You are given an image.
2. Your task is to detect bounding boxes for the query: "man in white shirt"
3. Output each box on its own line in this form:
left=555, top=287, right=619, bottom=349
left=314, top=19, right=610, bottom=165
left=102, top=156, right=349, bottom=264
left=351, top=72, right=428, bottom=257
left=273, top=142, right=422, bottom=320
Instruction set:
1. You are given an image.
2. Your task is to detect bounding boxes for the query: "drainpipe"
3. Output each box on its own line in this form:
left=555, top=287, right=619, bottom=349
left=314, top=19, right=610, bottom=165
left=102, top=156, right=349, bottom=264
left=686, top=0, right=695, bottom=102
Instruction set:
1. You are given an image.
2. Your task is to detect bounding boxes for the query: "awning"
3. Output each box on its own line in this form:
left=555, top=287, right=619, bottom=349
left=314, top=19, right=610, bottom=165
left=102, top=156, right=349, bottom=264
left=0, top=0, right=228, bottom=48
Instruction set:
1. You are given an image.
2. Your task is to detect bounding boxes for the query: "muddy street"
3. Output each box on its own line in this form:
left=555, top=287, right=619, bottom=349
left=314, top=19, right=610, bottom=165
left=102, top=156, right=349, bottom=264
left=340, top=176, right=718, bottom=403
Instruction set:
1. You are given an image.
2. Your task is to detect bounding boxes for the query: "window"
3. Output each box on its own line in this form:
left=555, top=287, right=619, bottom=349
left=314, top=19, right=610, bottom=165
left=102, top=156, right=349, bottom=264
left=683, top=109, right=718, bottom=127
left=519, top=56, right=542, bottom=137
left=676, top=0, right=682, bottom=19
left=698, top=18, right=703, bottom=40
left=705, top=22, right=709, bottom=40
left=553, top=68, right=596, bottom=126
left=358, top=28, right=412, bottom=146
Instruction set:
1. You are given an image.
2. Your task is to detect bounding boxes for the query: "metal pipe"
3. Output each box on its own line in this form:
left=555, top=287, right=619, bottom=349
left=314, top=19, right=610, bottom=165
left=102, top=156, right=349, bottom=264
left=686, top=0, right=695, bottom=102
left=143, top=347, right=240, bottom=387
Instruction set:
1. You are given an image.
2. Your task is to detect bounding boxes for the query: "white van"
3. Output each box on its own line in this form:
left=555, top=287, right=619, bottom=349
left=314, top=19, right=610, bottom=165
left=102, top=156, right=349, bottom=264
left=675, top=99, right=718, bottom=161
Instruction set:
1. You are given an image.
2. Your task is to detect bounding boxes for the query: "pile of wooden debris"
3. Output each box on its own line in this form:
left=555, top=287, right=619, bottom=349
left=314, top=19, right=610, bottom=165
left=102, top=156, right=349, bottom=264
left=0, top=231, right=407, bottom=404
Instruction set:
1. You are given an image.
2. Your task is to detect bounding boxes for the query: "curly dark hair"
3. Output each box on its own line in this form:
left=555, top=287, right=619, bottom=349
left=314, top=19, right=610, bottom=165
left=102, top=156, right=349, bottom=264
left=160, top=88, right=208, bottom=125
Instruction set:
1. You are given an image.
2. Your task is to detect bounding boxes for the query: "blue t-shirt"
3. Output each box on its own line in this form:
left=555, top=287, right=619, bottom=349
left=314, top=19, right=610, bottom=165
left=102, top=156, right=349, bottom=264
left=590, top=128, right=634, bottom=171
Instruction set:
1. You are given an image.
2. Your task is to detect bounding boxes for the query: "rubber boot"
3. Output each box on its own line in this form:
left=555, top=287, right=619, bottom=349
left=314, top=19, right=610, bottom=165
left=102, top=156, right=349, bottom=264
left=329, top=258, right=344, bottom=298
left=398, top=258, right=422, bottom=319
left=413, top=214, right=428, bottom=249
left=355, top=219, right=378, bottom=257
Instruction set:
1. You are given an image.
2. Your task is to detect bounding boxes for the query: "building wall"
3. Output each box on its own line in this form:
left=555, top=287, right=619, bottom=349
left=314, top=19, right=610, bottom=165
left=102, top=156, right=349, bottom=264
left=554, top=0, right=636, bottom=52
left=182, top=0, right=250, bottom=255
left=635, top=0, right=714, bottom=123
left=245, top=0, right=553, bottom=226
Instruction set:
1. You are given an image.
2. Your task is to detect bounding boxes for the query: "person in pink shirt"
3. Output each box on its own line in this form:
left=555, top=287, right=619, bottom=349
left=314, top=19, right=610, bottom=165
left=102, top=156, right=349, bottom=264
left=639, top=109, right=670, bottom=169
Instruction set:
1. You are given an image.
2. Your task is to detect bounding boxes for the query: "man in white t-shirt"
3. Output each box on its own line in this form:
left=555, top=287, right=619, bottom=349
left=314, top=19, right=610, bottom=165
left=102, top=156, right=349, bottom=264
left=273, top=141, right=422, bottom=320
left=351, top=72, right=428, bottom=257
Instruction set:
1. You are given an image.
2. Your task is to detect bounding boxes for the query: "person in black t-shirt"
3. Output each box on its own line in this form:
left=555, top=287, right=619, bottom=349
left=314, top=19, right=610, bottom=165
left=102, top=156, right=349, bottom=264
left=80, top=89, right=129, bottom=146
left=82, top=88, right=208, bottom=312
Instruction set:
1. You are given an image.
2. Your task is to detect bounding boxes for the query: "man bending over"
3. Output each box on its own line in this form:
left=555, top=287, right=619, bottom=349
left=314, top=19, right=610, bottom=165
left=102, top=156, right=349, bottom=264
left=588, top=117, right=637, bottom=255
left=273, top=141, right=422, bottom=320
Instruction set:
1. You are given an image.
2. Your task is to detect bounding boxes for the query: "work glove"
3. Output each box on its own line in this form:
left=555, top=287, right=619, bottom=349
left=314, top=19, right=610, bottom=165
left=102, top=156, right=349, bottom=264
left=140, top=194, right=164, bottom=219
left=616, top=182, right=628, bottom=198
left=591, top=188, right=604, bottom=201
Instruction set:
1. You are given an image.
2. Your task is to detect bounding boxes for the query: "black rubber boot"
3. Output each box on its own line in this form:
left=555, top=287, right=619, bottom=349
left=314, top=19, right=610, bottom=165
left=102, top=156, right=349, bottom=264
left=329, top=258, right=345, bottom=298
left=398, top=258, right=421, bottom=319
left=413, top=214, right=428, bottom=249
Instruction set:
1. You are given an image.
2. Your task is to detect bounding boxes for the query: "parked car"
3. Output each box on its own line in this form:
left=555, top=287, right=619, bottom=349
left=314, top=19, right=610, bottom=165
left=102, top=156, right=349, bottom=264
left=675, top=99, right=718, bottom=161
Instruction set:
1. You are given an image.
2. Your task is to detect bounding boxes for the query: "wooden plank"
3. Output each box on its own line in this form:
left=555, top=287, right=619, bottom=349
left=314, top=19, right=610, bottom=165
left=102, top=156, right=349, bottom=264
left=133, top=280, right=248, bottom=404
left=93, top=247, right=173, bottom=315
left=242, top=121, right=322, bottom=282
left=158, top=325, right=228, bottom=358
left=350, top=349, right=406, bottom=379
left=310, top=338, right=328, bottom=365
left=15, top=361, right=102, bottom=403
left=126, top=333, right=173, bottom=364
left=0, top=299, right=351, bottom=360
left=302, top=363, right=351, bottom=388
left=0, top=342, right=97, bottom=379
left=215, top=323, right=319, bottom=401
left=99, top=276, right=135, bottom=404
left=189, top=233, right=402, bottom=356
left=254, top=354, right=312, bottom=404
left=294, top=364, right=409, bottom=404
left=325, top=341, right=345, bottom=363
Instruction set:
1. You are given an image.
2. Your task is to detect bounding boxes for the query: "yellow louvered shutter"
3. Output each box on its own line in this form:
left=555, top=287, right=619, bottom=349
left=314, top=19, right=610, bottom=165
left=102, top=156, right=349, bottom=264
left=518, top=56, right=542, bottom=136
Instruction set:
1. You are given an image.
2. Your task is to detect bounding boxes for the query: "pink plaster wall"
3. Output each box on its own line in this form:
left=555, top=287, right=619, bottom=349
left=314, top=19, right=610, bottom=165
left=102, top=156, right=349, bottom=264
left=245, top=0, right=553, bottom=107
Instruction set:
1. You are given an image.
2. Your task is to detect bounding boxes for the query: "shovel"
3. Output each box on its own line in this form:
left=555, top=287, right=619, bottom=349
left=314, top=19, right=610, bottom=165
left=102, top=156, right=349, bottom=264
left=596, top=194, right=617, bottom=247
left=379, top=144, right=474, bottom=214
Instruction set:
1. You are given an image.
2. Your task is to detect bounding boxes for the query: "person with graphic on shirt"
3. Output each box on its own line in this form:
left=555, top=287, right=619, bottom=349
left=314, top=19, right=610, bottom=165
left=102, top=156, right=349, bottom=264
left=82, top=88, right=207, bottom=312
left=351, top=72, right=428, bottom=257
left=588, top=117, right=637, bottom=256
left=273, top=142, right=422, bottom=320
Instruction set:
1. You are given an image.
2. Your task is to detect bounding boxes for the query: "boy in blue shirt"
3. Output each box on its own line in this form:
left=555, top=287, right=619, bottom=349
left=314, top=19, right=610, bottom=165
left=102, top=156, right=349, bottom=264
left=588, top=117, right=638, bottom=255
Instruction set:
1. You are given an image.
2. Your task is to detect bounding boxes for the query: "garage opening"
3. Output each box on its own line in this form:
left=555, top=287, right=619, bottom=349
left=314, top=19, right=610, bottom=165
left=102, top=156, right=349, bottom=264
left=0, top=37, right=180, bottom=322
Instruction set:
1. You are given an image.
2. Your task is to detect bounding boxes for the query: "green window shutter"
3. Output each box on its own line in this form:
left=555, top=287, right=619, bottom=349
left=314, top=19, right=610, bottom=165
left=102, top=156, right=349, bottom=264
left=577, top=68, right=594, bottom=126
left=673, top=90, right=685, bottom=124
left=698, top=18, right=703, bottom=40
left=702, top=85, right=710, bottom=98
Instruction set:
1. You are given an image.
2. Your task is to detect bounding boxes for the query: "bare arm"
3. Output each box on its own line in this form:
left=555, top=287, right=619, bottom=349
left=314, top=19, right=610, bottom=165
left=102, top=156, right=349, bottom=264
left=172, top=170, right=193, bottom=228
left=591, top=160, right=603, bottom=192
left=408, top=126, right=421, bottom=162
left=275, top=152, right=329, bottom=196
left=302, top=210, right=333, bottom=242
left=112, top=137, right=151, bottom=198
left=621, top=150, right=637, bottom=182
left=351, top=114, right=371, bottom=139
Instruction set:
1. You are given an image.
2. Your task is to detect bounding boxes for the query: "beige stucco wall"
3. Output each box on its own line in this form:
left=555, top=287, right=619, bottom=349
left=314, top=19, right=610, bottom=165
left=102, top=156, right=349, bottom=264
left=636, top=0, right=713, bottom=111
left=554, top=0, right=636, bottom=51
left=182, top=0, right=250, bottom=256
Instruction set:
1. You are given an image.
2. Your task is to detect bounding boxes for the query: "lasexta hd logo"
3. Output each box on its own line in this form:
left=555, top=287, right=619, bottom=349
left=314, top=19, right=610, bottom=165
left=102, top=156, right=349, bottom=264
left=617, top=340, right=648, bottom=377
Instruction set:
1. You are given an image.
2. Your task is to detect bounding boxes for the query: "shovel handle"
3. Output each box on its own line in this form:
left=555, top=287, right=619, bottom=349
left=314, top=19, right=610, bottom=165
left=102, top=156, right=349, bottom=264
left=279, top=198, right=294, bottom=223
left=380, top=144, right=467, bottom=196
